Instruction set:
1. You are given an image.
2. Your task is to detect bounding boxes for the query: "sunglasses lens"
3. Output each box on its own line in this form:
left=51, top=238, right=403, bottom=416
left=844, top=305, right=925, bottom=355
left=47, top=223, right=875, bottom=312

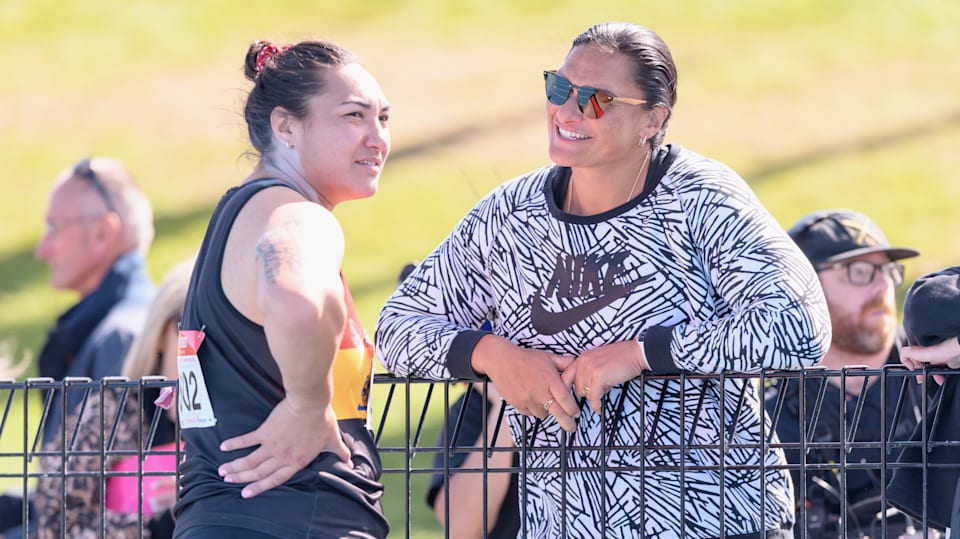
left=544, top=71, right=605, bottom=119
left=583, top=94, right=604, bottom=119
left=591, top=90, right=615, bottom=117
left=544, top=71, right=571, bottom=106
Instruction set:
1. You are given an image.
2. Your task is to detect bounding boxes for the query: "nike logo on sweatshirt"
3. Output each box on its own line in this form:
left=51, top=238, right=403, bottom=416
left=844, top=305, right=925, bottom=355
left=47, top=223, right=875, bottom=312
left=530, top=252, right=651, bottom=335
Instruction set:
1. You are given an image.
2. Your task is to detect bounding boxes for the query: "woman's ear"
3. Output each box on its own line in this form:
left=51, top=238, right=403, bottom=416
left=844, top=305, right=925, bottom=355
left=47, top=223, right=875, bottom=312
left=643, top=105, right=669, bottom=138
left=270, top=106, right=297, bottom=149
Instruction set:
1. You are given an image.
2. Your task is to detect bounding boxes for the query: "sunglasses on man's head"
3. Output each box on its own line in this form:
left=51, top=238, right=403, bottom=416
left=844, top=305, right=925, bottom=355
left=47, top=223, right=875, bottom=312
left=73, top=157, right=115, bottom=213
left=543, top=70, right=647, bottom=119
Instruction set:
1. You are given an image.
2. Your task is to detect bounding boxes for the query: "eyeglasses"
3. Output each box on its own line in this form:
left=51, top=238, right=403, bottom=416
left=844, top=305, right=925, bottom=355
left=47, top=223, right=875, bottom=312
left=43, top=215, right=106, bottom=236
left=73, top=157, right=115, bottom=213
left=817, top=260, right=905, bottom=287
left=543, top=70, right=647, bottom=119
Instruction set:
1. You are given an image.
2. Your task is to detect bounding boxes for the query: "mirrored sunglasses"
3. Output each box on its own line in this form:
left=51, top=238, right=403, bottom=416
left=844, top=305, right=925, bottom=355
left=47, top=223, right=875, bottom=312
left=543, top=70, right=647, bottom=119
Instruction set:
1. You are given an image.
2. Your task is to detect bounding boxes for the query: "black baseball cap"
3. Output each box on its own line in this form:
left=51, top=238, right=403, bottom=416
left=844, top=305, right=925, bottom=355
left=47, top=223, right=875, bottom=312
left=903, top=265, right=960, bottom=346
left=787, top=209, right=919, bottom=266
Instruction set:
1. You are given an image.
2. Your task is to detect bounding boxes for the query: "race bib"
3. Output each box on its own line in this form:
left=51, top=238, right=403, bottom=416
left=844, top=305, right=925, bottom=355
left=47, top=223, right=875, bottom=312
left=177, top=329, right=217, bottom=429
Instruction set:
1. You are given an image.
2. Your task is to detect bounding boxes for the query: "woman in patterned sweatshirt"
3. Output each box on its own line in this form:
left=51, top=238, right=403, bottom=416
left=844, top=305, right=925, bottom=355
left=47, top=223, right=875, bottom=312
left=377, top=21, right=831, bottom=539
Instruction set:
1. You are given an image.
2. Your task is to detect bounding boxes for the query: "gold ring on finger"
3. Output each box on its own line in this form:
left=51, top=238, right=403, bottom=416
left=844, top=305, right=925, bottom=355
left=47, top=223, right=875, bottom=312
left=543, top=398, right=554, bottom=411
left=583, top=385, right=591, bottom=396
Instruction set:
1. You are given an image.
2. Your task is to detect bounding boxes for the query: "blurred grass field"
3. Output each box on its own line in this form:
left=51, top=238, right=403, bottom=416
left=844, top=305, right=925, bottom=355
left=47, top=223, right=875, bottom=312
left=1, top=0, right=959, bottom=535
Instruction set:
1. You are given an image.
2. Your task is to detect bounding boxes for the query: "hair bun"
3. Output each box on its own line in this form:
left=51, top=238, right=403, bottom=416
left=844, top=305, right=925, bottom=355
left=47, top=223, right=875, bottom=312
left=254, top=42, right=291, bottom=76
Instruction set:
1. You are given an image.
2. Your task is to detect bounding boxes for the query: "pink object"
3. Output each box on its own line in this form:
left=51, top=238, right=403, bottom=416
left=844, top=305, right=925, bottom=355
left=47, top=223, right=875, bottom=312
left=105, top=441, right=181, bottom=516
left=154, top=386, right=175, bottom=410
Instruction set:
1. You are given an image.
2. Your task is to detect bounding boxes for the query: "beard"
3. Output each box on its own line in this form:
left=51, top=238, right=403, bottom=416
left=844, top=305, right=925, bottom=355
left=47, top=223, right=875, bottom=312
left=829, top=294, right=897, bottom=356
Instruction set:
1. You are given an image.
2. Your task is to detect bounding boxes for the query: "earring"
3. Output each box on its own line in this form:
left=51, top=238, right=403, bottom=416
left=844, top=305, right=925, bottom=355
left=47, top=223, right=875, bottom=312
left=286, top=141, right=293, bottom=150
left=638, top=136, right=646, bottom=147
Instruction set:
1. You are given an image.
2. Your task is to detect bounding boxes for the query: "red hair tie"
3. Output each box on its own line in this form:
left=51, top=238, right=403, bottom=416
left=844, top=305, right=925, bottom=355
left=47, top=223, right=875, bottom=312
left=255, top=43, right=290, bottom=75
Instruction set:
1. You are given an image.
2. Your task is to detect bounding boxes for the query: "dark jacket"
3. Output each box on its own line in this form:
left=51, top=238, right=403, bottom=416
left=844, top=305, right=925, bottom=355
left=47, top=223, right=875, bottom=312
left=764, top=348, right=924, bottom=538
left=886, top=265, right=960, bottom=530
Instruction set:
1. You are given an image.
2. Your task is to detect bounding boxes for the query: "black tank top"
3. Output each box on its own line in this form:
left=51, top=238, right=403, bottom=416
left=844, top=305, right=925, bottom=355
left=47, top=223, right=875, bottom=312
left=173, top=179, right=388, bottom=538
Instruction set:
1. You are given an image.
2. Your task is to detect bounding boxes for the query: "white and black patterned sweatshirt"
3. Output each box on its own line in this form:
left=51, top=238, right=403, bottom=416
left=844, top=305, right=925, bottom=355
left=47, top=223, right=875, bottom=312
left=376, top=144, right=831, bottom=538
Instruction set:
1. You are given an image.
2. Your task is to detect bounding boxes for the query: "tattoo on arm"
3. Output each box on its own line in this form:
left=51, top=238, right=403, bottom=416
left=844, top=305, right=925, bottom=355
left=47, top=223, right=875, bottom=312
left=255, top=220, right=304, bottom=284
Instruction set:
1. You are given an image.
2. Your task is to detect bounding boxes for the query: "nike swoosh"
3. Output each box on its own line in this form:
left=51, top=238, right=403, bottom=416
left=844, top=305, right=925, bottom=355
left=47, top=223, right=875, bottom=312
left=530, top=274, right=653, bottom=335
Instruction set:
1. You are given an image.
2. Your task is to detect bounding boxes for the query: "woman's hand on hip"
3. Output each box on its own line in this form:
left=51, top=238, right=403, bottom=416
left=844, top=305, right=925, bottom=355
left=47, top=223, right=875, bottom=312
left=217, top=398, right=351, bottom=498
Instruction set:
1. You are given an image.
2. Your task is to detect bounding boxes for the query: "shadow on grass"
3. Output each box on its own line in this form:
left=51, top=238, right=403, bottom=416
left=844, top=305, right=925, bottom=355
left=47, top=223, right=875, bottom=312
left=389, top=106, right=960, bottom=188
left=389, top=115, right=527, bottom=164
left=745, top=109, right=960, bottom=184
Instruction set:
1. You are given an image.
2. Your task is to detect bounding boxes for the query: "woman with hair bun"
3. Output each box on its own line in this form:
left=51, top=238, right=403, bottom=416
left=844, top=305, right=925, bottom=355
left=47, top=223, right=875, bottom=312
left=173, top=39, right=390, bottom=539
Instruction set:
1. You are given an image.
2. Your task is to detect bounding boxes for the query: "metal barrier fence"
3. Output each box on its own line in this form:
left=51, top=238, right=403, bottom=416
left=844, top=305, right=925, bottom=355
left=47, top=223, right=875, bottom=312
left=0, top=376, right=180, bottom=539
left=1, top=368, right=957, bottom=538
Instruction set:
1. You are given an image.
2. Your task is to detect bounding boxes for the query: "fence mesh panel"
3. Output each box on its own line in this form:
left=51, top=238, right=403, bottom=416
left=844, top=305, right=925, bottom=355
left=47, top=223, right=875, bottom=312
left=0, top=368, right=955, bottom=538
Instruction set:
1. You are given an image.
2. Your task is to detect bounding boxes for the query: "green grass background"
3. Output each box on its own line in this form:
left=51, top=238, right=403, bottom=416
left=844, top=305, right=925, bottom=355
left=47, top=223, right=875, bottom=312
left=1, top=0, right=959, bottom=536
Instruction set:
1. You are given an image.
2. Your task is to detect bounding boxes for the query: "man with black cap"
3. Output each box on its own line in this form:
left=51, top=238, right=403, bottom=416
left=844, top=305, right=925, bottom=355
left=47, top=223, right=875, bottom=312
left=764, top=209, right=928, bottom=538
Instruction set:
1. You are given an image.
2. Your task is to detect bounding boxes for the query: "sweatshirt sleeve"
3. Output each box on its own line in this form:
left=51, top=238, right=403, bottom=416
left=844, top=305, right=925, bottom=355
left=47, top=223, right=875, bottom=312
left=643, top=161, right=830, bottom=374
left=376, top=187, right=508, bottom=380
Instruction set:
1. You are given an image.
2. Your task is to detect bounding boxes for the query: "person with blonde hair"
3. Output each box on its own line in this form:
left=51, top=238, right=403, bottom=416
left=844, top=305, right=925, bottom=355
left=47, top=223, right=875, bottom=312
left=120, top=258, right=192, bottom=383
left=29, top=258, right=193, bottom=539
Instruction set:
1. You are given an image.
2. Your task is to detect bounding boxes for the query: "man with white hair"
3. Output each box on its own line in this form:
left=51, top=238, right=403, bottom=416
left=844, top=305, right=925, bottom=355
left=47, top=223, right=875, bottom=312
left=34, top=156, right=156, bottom=444
left=0, top=156, right=156, bottom=539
